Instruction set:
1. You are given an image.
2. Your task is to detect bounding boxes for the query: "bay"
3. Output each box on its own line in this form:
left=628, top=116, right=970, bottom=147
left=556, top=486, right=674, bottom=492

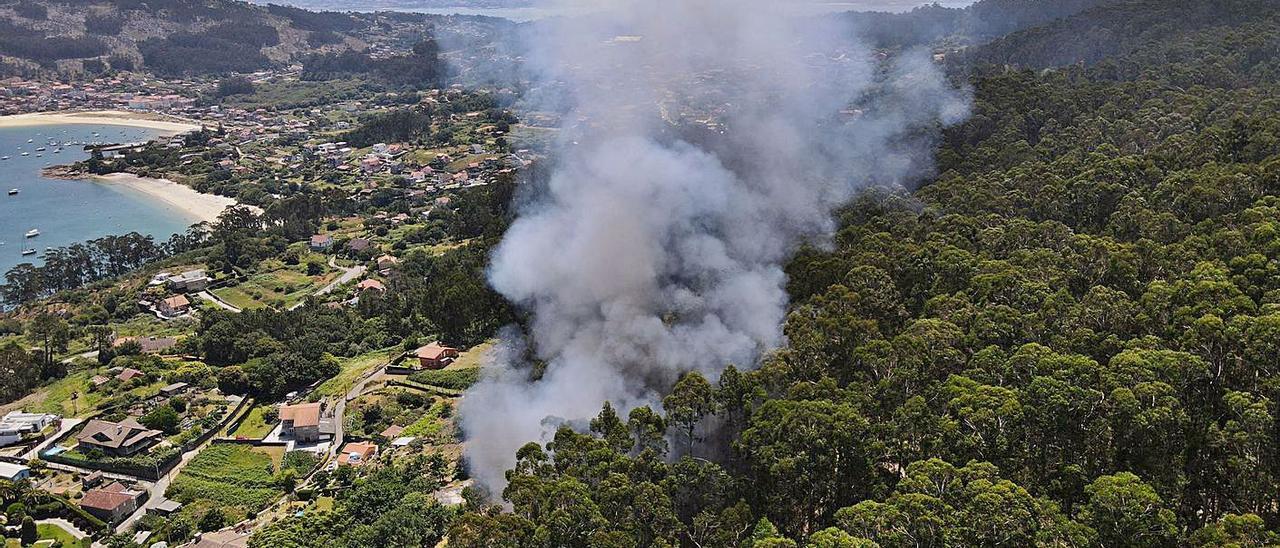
left=0, top=124, right=196, bottom=280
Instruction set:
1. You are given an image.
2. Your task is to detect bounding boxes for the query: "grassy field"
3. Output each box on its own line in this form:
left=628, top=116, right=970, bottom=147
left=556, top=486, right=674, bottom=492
left=407, top=368, right=481, bottom=391
left=449, top=339, right=496, bottom=370
left=213, top=264, right=339, bottom=310
left=315, top=348, right=394, bottom=397
left=229, top=406, right=276, bottom=439
left=219, top=79, right=370, bottom=110
left=37, top=523, right=89, bottom=547
left=166, top=444, right=293, bottom=523
left=0, top=370, right=168, bottom=418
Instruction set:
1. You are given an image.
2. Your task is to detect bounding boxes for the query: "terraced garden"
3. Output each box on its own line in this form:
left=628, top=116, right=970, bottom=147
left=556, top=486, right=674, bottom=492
left=166, top=444, right=317, bottom=523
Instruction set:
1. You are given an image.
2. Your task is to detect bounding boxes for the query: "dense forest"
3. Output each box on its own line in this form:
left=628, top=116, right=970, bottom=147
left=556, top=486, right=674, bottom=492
left=300, top=39, right=448, bottom=89
left=412, top=1, right=1280, bottom=546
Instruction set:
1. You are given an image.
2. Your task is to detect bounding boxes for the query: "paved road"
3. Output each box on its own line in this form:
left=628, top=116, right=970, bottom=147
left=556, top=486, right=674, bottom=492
left=195, top=290, right=241, bottom=313
left=326, top=362, right=389, bottom=461
left=61, top=350, right=98, bottom=365
left=289, top=256, right=366, bottom=311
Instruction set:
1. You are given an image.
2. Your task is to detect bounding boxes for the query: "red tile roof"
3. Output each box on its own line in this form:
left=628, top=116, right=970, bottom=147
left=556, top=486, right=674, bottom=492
left=279, top=402, right=321, bottom=428
left=80, top=485, right=137, bottom=511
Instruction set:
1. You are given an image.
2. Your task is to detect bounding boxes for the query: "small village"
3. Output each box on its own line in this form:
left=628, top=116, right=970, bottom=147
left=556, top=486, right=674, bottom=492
left=0, top=60, right=525, bottom=543
left=0, top=322, right=481, bottom=547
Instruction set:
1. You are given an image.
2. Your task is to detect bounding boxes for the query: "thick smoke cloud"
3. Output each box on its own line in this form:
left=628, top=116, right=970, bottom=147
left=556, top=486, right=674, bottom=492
left=461, top=0, right=970, bottom=493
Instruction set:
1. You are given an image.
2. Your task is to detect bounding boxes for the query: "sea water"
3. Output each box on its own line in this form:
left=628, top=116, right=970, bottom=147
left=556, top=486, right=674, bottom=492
left=0, top=124, right=196, bottom=279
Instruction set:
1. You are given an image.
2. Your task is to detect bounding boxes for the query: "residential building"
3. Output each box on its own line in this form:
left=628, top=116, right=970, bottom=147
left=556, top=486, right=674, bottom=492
left=337, top=441, right=377, bottom=466
left=160, top=382, right=189, bottom=397
left=114, top=336, right=178, bottom=354
left=82, top=470, right=104, bottom=488
left=414, top=342, right=459, bottom=370
left=76, top=418, right=163, bottom=457
left=347, top=238, right=372, bottom=253
left=279, top=402, right=322, bottom=442
left=116, top=368, right=145, bottom=383
left=148, top=498, right=183, bottom=517
left=0, top=462, right=30, bottom=482
left=356, top=279, right=386, bottom=293
left=80, top=481, right=143, bottom=524
left=0, top=412, right=59, bottom=447
left=166, top=269, right=210, bottom=292
left=309, top=234, right=333, bottom=251
left=158, top=294, right=191, bottom=317
left=376, top=255, right=399, bottom=272
left=193, top=529, right=252, bottom=548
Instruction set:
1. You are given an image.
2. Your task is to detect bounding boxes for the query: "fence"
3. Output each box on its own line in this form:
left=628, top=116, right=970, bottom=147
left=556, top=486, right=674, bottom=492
left=39, top=395, right=251, bottom=481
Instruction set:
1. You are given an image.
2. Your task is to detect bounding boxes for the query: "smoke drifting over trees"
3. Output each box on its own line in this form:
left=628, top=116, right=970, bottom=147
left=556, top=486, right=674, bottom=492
left=461, top=0, right=970, bottom=492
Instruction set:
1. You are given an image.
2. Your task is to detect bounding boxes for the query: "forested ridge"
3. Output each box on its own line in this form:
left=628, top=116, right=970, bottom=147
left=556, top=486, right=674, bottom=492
left=424, top=2, right=1280, bottom=546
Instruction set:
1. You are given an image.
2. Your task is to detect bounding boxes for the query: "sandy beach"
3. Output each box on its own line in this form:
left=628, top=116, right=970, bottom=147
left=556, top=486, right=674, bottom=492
left=91, top=173, right=242, bottom=224
left=0, top=110, right=202, bottom=136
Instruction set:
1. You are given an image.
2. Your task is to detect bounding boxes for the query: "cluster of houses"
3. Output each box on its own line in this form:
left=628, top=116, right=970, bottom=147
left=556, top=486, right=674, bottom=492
left=143, top=268, right=211, bottom=319
left=0, top=411, right=60, bottom=448
left=0, top=75, right=198, bottom=115
left=90, top=366, right=147, bottom=389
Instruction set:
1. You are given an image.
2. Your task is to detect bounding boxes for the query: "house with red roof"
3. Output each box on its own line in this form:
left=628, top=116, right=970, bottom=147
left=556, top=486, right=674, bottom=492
left=337, top=441, right=377, bottom=467
left=80, top=481, right=144, bottom=524
left=413, top=342, right=458, bottom=370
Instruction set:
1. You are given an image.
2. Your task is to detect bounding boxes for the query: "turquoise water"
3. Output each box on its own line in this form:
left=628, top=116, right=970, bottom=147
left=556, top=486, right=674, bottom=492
left=0, top=124, right=197, bottom=279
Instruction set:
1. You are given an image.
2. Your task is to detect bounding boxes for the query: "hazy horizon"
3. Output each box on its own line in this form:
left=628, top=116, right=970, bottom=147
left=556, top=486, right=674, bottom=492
left=251, top=0, right=979, bottom=16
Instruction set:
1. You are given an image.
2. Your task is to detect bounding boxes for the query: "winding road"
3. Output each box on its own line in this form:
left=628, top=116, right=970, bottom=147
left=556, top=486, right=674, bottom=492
left=288, top=256, right=366, bottom=311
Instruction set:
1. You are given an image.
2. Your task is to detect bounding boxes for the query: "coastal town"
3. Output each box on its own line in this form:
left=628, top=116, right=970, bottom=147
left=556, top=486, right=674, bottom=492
left=0, top=2, right=530, bottom=544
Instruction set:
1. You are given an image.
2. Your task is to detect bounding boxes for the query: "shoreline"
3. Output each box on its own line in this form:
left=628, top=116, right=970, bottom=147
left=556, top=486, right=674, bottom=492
left=0, top=110, right=202, bottom=136
left=89, top=173, right=241, bottom=224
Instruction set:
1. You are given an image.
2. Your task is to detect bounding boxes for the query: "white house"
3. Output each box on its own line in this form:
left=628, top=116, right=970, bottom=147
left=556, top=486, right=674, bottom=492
left=0, top=412, right=59, bottom=447
left=0, top=462, right=30, bottom=482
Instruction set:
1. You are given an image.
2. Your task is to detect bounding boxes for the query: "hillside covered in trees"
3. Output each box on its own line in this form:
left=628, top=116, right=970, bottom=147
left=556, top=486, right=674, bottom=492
left=0, top=0, right=371, bottom=76
left=420, top=1, right=1280, bottom=546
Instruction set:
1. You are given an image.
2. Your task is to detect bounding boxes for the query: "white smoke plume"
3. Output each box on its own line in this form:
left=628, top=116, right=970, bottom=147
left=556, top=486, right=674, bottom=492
left=461, top=0, right=970, bottom=493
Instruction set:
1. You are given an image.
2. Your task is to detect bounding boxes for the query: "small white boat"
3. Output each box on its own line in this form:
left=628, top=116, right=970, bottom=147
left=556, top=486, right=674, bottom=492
left=20, top=152, right=28, bottom=156
left=7, top=189, right=17, bottom=195
left=21, top=248, right=36, bottom=256
left=35, top=147, right=45, bottom=152
left=25, top=229, right=39, bottom=238
left=1, top=156, right=8, bottom=160
left=26, top=139, right=33, bottom=143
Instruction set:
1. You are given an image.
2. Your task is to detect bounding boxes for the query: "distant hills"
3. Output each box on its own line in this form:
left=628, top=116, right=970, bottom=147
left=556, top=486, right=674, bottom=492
left=952, top=0, right=1280, bottom=72
left=0, top=0, right=371, bottom=77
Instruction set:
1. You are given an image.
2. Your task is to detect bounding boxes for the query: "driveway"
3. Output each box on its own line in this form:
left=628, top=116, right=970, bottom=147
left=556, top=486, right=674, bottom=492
left=289, top=256, right=365, bottom=311
left=195, top=290, right=241, bottom=313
